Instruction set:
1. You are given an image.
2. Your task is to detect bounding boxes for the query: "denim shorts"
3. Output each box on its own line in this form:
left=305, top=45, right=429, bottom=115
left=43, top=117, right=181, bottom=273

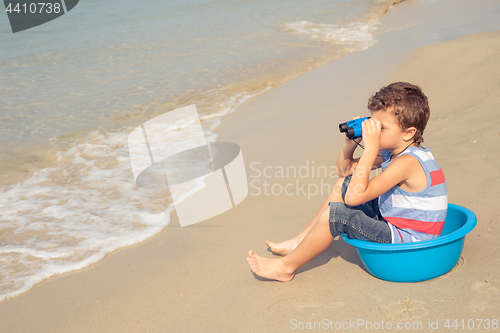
left=329, top=175, right=391, bottom=243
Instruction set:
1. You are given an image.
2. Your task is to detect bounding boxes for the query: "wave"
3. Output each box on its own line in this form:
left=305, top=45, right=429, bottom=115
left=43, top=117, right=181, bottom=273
left=282, top=20, right=378, bottom=50
left=0, top=86, right=268, bottom=302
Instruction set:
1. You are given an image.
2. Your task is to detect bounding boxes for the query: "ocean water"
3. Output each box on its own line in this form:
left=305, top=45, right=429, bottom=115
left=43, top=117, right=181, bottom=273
left=0, top=0, right=400, bottom=301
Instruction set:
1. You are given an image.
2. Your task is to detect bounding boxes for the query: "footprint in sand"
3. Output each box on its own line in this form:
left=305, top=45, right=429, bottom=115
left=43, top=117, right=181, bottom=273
left=466, top=279, right=499, bottom=314
left=379, top=297, right=428, bottom=320
left=472, top=278, right=499, bottom=294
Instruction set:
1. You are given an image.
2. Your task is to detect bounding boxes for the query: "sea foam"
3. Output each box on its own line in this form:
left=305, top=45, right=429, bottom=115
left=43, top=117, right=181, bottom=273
left=283, top=20, right=378, bottom=50
left=0, top=88, right=264, bottom=302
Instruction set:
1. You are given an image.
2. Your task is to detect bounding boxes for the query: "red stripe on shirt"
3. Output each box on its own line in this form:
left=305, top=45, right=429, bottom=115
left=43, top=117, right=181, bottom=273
left=396, top=229, right=404, bottom=243
left=430, top=169, right=445, bottom=187
left=384, top=217, right=445, bottom=235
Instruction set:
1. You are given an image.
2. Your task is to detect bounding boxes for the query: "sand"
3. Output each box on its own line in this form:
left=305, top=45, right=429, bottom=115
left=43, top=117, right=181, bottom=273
left=1, top=1, right=500, bottom=332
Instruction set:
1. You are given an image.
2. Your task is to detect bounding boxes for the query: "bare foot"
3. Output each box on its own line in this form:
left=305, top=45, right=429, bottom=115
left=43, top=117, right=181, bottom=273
left=266, top=239, right=299, bottom=256
left=246, top=250, right=294, bottom=282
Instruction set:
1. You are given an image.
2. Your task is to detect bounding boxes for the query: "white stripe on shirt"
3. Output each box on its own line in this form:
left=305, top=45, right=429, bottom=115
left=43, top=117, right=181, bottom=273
left=391, top=194, right=448, bottom=211
left=413, top=149, right=435, bottom=162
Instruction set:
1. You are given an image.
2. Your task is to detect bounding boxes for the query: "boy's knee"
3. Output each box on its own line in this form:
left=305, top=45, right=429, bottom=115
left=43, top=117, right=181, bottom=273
left=335, top=177, right=345, bottom=186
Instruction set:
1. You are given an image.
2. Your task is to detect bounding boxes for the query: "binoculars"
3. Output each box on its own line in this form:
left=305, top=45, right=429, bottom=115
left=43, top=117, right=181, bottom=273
left=339, top=117, right=370, bottom=140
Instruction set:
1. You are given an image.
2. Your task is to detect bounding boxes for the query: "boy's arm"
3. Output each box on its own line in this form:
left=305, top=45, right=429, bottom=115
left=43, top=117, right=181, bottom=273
left=335, top=141, right=358, bottom=177
left=344, top=118, right=420, bottom=206
left=335, top=136, right=384, bottom=178
left=336, top=154, right=384, bottom=178
left=344, top=155, right=419, bottom=206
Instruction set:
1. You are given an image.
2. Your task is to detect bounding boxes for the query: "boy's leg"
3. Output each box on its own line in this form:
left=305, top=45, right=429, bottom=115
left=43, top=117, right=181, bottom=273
left=329, top=176, right=391, bottom=243
left=329, top=201, right=391, bottom=243
left=248, top=206, right=333, bottom=282
left=266, top=177, right=344, bottom=255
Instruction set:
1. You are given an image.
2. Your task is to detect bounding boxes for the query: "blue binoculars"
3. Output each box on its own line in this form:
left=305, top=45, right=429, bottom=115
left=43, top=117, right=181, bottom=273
left=339, top=117, right=370, bottom=140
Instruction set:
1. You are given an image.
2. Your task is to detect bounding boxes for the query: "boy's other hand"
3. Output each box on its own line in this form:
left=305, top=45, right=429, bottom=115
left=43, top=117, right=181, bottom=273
left=361, top=118, right=381, bottom=151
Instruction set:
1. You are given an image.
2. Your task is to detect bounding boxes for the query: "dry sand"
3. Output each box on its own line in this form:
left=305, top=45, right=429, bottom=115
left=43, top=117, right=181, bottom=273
left=1, top=2, right=500, bottom=333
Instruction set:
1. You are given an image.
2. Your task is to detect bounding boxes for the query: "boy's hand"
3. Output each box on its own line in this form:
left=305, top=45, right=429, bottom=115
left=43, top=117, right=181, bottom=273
left=361, top=118, right=381, bottom=151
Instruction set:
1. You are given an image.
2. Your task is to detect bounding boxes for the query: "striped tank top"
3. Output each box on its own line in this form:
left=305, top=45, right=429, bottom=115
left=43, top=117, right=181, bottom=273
left=379, top=146, right=447, bottom=243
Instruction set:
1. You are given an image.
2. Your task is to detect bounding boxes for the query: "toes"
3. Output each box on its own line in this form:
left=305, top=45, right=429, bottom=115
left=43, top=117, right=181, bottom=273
left=247, top=251, right=258, bottom=265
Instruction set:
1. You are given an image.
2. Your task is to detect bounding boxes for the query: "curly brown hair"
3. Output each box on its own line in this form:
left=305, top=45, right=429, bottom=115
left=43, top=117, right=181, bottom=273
left=367, top=82, right=430, bottom=145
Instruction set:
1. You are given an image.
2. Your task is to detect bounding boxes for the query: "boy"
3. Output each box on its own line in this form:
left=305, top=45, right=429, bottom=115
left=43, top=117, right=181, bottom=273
left=247, top=82, right=447, bottom=282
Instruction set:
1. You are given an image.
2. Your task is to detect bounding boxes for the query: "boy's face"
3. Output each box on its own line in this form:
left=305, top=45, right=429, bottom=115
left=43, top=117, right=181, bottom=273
left=370, top=109, right=410, bottom=151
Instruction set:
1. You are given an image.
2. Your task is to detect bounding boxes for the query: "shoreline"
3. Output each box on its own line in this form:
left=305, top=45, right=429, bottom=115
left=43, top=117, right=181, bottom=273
left=0, top=0, right=416, bottom=302
left=1, top=0, right=500, bottom=332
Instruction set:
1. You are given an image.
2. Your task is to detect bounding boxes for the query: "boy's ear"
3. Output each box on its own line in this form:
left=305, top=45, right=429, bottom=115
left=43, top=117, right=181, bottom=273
left=403, top=127, right=417, bottom=142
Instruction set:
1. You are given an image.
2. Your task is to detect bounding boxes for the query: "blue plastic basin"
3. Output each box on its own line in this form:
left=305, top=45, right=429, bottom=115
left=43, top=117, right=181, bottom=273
left=341, top=203, right=477, bottom=283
